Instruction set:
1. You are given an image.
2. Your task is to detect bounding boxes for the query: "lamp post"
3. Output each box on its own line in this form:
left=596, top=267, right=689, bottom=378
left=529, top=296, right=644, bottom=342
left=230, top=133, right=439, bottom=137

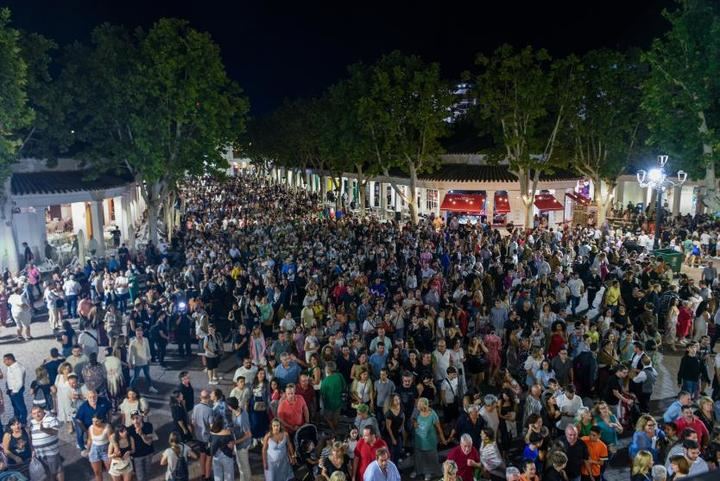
left=636, top=155, right=687, bottom=250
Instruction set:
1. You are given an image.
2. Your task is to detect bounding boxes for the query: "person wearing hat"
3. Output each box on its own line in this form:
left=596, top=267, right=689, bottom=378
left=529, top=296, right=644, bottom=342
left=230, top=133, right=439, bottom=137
left=354, top=403, right=379, bottom=435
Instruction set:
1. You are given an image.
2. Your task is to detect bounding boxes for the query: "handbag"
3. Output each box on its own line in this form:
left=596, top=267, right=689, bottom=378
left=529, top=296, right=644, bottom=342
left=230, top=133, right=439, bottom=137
left=253, top=400, right=267, bottom=411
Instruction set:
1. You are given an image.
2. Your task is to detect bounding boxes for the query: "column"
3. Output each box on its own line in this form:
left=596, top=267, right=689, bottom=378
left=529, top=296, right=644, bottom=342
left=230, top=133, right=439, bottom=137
left=672, top=185, right=681, bottom=217
left=486, top=190, right=495, bottom=223
left=306, top=171, right=312, bottom=192
left=0, top=176, right=19, bottom=271
left=380, top=182, right=388, bottom=218
left=614, top=180, right=625, bottom=207
left=120, top=193, right=132, bottom=241
left=90, top=200, right=105, bottom=256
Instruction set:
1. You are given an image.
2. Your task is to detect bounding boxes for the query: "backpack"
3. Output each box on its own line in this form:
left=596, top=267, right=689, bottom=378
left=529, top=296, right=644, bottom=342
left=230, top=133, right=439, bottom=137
left=170, top=446, right=189, bottom=481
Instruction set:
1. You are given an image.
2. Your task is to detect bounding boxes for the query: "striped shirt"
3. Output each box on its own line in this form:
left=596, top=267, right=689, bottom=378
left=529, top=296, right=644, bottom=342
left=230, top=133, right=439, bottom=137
left=30, top=414, right=60, bottom=457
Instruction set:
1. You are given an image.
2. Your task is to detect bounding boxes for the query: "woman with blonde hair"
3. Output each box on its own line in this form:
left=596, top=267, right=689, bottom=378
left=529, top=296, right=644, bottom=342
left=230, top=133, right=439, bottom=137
left=629, top=415, right=665, bottom=462
left=442, top=459, right=459, bottom=481
left=631, top=450, right=653, bottom=481
left=160, top=431, right=198, bottom=480
left=51, top=361, right=76, bottom=432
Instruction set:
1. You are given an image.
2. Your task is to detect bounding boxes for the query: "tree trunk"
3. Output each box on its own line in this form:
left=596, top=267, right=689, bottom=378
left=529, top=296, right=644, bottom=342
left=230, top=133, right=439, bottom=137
left=523, top=199, right=534, bottom=230
left=142, top=180, right=164, bottom=247
left=147, top=200, right=159, bottom=247
left=163, top=191, right=176, bottom=244
left=597, top=181, right=616, bottom=227
left=699, top=111, right=718, bottom=212
left=408, top=164, right=419, bottom=225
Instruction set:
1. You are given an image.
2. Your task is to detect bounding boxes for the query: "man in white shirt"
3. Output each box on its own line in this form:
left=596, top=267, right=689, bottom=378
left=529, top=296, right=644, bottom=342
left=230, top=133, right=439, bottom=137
left=3, top=354, right=27, bottom=423
left=556, top=386, right=584, bottom=430
left=8, top=287, right=32, bottom=341
left=567, top=273, right=584, bottom=316
left=30, top=406, right=63, bottom=481
left=128, top=328, right=158, bottom=393
left=62, top=275, right=81, bottom=318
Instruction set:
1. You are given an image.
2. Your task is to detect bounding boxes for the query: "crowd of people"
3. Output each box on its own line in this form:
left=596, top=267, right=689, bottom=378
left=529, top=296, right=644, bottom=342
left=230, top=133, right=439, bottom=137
left=0, top=173, right=719, bottom=481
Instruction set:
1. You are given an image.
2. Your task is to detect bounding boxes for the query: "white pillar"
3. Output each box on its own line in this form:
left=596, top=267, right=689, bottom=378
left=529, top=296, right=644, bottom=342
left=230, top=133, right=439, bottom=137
left=90, top=200, right=105, bottom=256
left=614, top=181, right=625, bottom=207
left=672, top=185, right=681, bottom=217
left=120, top=193, right=132, bottom=242
left=380, top=183, right=388, bottom=218
left=486, top=190, right=495, bottom=222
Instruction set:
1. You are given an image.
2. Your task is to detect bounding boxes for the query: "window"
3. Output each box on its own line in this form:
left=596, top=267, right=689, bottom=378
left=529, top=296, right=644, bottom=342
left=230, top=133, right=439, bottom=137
left=426, top=189, right=438, bottom=211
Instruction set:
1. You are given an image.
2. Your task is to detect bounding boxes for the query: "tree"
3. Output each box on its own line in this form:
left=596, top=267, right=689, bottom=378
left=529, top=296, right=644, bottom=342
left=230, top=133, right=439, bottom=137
left=0, top=8, right=33, bottom=179
left=474, top=45, right=577, bottom=228
left=642, top=0, right=720, bottom=212
left=325, top=82, right=377, bottom=212
left=64, top=19, right=249, bottom=245
left=567, top=49, right=646, bottom=224
left=0, top=8, right=34, bottom=272
left=348, top=51, right=452, bottom=224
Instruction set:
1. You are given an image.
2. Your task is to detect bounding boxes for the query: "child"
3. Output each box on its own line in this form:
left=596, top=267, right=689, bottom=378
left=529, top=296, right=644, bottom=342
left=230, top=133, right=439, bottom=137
left=345, top=428, right=359, bottom=460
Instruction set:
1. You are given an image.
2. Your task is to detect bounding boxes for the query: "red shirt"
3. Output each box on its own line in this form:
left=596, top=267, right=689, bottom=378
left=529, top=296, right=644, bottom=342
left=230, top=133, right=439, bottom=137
left=354, top=437, right=388, bottom=479
left=674, top=416, right=709, bottom=446
left=295, top=382, right=315, bottom=409
left=277, top=395, right=307, bottom=432
left=447, top=445, right=480, bottom=481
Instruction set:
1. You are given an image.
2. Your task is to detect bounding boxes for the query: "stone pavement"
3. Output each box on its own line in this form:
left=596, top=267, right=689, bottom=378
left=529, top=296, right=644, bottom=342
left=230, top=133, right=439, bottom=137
left=0, top=291, right=689, bottom=481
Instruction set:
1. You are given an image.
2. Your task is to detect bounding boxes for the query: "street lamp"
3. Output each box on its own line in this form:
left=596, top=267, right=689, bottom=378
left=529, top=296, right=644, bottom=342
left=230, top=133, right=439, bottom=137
left=636, top=155, right=687, bottom=250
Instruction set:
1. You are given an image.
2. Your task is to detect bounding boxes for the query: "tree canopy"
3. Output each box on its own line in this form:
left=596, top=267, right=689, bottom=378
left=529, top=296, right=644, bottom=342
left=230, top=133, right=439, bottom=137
left=643, top=0, right=720, bottom=208
left=60, top=19, right=249, bottom=243
left=0, top=8, right=33, bottom=179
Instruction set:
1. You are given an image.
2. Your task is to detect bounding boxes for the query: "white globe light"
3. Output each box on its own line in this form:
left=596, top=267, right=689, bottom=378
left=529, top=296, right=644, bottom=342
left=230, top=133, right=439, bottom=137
left=647, top=168, right=663, bottom=184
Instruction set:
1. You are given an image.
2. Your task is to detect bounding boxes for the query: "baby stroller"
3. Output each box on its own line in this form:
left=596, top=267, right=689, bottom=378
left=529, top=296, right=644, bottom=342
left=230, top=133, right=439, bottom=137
left=294, top=424, right=319, bottom=481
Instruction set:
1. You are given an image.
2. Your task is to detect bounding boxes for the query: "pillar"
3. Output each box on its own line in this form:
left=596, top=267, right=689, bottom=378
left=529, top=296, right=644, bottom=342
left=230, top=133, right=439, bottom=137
left=306, top=171, right=312, bottom=192
left=486, top=190, right=495, bottom=222
left=380, top=182, right=388, bottom=218
left=90, top=200, right=105, bottom=256
left=614, top=180, right=625, bottom=207
left=0, top=176, right=19, bottom=272
left=120, top=193, right=132, bottom=242
left=672, top=185, right=681, bottom=217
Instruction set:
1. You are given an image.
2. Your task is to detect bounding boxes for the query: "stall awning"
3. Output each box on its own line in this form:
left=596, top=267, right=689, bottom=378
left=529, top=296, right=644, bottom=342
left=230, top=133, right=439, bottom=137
left=493, top=192, right=511, bottom=214
left=534, top=193, right=564, bottom=211
left=440, top=193, right=486, bottom=214
left=565, top=192, right=591, bottom=205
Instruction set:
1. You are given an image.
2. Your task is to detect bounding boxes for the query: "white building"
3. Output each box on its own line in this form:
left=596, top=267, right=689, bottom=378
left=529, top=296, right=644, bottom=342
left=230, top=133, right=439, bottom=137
left=0, top=158, right=144, bottom=272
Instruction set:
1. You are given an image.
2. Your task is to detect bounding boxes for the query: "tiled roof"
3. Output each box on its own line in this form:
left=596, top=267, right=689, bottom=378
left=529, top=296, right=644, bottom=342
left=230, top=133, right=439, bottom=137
left=414, top=163, right=579, bottom=183
left=11, top=170, right=134, bottom=196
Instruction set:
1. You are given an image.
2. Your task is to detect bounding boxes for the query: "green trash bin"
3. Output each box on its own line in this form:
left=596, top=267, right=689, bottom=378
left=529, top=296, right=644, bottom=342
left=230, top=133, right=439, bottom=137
left=652, top=248, right=683, bottom=274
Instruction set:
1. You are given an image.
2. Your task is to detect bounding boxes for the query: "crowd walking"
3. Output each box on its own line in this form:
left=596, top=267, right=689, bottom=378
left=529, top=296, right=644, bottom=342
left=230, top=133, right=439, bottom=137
left=0, top=173, right=719, bottom=481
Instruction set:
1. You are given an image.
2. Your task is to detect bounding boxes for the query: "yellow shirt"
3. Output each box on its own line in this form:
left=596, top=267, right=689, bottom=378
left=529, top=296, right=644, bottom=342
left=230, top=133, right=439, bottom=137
left=605, top=286, right=620, bottom=306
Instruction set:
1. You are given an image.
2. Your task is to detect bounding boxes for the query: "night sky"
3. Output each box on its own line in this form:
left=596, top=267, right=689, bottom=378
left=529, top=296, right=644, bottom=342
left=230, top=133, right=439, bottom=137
left=2, top=0, right=675, bottom=114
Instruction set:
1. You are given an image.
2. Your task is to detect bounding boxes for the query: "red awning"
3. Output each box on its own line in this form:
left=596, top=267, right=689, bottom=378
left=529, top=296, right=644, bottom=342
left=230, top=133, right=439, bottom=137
left=440, top=193, right=486, bottom=214
left=493, top=192, right=511, bottom=214
left=565, top=192, right=590, bottom=205
left=534, top=193, right=564, bottom=212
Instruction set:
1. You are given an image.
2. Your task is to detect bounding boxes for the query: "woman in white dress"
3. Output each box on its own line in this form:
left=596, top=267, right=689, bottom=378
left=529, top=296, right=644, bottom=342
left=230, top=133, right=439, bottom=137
left=104, top=347, right=125, bottom=410
left=51, top=362, right=75, bottom=432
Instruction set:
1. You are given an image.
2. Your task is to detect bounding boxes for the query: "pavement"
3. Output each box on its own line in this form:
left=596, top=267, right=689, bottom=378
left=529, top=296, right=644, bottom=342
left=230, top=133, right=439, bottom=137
left=0, top=265, right=699, bottom=480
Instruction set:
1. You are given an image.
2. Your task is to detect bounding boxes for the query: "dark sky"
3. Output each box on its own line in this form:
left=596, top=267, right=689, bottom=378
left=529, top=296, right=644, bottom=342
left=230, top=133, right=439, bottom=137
left=2, top=0, right=675, bottom=114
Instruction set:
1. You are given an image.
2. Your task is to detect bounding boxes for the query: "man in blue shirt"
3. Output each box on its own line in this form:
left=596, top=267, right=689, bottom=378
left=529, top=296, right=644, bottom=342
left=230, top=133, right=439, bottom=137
left=369, top=344, right=388, bottom=379
left=74, top=390, right=111, bottom=450
left=274, top=352, right=301, bottom=389
left=663, top=391, right=691, bottom=423
left=363, top=447, right=400, bottom=481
